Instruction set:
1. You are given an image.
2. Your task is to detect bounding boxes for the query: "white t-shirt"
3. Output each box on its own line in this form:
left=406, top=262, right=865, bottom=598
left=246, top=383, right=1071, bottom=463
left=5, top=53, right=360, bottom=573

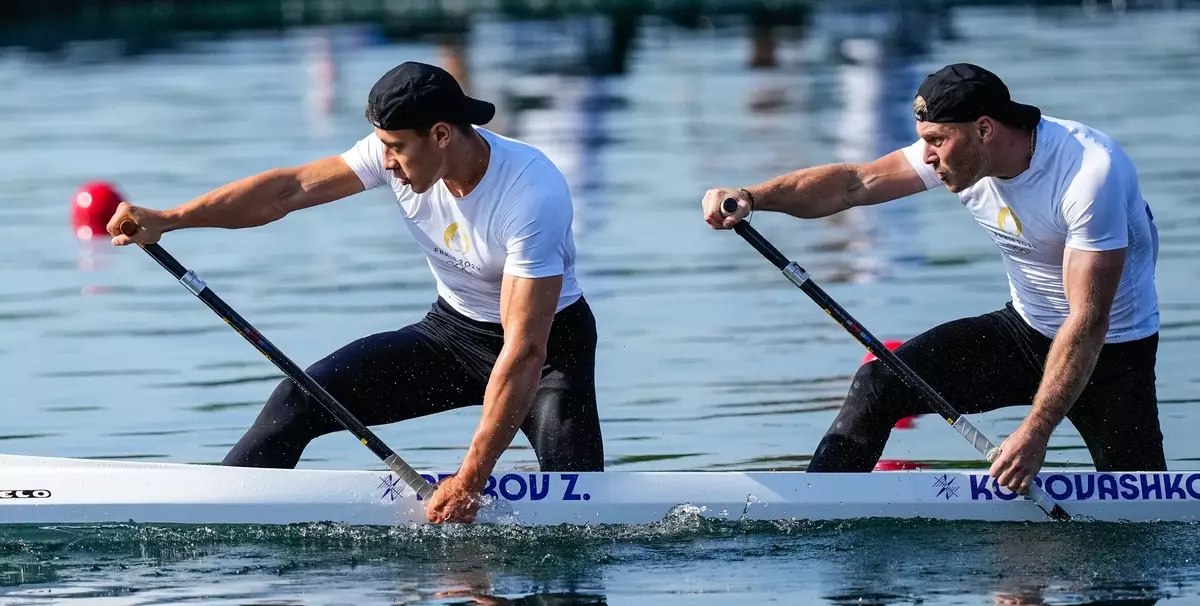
left=900, top=116, right=1159, bottom=343
left=341, top=127, right=583, bottom=323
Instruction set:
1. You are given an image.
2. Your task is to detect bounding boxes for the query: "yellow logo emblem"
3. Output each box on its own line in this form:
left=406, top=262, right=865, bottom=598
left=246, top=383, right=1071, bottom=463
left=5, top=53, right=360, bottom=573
left=443, top=223, right=470, bottom=254
left=997, top=207, right=1023, bottom=236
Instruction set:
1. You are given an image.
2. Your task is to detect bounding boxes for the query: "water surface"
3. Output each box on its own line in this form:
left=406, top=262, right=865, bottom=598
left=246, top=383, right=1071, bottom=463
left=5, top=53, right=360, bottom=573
left=2, top=2, right=1199, bottom=603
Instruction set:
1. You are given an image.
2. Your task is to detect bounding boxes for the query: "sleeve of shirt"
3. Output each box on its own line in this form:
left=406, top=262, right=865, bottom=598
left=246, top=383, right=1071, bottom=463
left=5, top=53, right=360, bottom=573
left=500, top=164, right=574, bottom=279
left=1062, top=152, right=1129, bottom=252
left=339, top=133, right=389, bottom=191
left=899, top=139, right=943, bottom=191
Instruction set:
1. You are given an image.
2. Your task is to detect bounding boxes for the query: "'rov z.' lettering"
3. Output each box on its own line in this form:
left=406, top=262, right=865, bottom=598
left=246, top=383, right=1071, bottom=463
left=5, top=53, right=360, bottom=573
left=967, top=473, right=1200, bottom=501
left=379, top=473, right=591, bottom=502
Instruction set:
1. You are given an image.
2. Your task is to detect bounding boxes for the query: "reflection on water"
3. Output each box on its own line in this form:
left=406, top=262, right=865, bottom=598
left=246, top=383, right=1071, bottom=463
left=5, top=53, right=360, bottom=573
left=1, top=517, right=1198, bottom=604
left=1, top=2, right=1200, bottom=603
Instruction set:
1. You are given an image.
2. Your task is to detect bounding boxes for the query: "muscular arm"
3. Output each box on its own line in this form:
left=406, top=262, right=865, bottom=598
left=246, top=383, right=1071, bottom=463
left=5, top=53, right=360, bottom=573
left=456, top=273, right=562, bottom=491
left=1025, top=246, right=1126, bottom=435
left=744, top=150, right=928, bottom=219
left=159, top=155, right=365, bottom=231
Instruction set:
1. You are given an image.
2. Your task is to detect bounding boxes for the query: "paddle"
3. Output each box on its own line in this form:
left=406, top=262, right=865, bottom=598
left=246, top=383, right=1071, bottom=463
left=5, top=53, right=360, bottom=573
left=718, top=199, right=1071, bottom=522
left=118, top=220, right=436, bottom=500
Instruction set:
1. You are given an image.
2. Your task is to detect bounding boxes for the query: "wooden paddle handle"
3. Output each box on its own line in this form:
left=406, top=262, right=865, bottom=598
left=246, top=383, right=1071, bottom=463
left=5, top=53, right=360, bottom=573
left=119, top=219, right=138, bottom=237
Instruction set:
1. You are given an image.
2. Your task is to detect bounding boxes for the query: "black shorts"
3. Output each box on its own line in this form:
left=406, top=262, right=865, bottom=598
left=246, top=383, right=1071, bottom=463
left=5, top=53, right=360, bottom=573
left=808, top=302, right=1164, bottom=472
left=222, top=296, right=604, bottom=471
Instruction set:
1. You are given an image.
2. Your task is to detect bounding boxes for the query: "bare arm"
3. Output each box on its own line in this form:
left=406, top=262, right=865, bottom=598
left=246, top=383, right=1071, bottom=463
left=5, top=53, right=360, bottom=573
left=1026, top=246, right=1125, bottom=434
left=746, top=150, right=927, bottom=218
left=702, top=150, right=928, bottom=229
left=456, top=273, right=562, bottom=491
left=109, top=155, right=364, bottom=244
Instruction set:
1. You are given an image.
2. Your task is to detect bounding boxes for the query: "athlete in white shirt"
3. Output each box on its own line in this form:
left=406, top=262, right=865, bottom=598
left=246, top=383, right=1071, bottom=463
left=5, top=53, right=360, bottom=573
left=108, top=61, right=603, bottom=524
left=702, top=63, right=1164, bottom=494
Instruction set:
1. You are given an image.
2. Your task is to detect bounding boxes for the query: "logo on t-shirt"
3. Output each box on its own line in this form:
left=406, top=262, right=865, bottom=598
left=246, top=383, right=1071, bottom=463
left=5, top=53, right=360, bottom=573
left=433, top=222, right=480, bottom=274
left=997, top=207, right=1023, bottom=236
left=984, top=206, right=1036, bottom=255
left=443, top=223, right=470, bottom=254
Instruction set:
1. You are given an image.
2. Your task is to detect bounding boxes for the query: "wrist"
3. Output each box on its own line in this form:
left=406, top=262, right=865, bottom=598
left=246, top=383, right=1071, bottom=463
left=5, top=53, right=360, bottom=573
left=456, top=453, right=493, bottom=493
left=1024, top=408, right=1061, bottom=436
left=739, top=187, right=757, bottom=211
left=156, top=208, right=183, bottom=232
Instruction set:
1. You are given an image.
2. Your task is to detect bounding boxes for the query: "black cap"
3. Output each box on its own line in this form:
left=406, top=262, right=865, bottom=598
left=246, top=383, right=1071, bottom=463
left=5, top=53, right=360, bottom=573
left=365, top=61, right=495, bottom=131
left=913, top=63, right=1040, bottom=131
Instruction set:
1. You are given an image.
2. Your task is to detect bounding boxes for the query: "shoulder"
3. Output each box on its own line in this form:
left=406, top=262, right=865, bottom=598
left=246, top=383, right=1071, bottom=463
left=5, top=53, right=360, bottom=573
left=1045, top=117, right=1133, bottom=182
left=340, top=131, right=392, bottom=190
left=1033, top=117, right=1136, bottom=208
left=898, top=139, right=943, bottom=191
left=482, top=128, right=572, bottom=206
left=481, top=128, right=566, bottom=178
left=1042, top=119, right=1139, bottom=250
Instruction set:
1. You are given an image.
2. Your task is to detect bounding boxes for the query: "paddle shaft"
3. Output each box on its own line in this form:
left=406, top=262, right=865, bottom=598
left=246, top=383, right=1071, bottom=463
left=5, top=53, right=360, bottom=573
left=719, top=199, right=1070, bottom=521
left=121, top=221, right=435, bottom=500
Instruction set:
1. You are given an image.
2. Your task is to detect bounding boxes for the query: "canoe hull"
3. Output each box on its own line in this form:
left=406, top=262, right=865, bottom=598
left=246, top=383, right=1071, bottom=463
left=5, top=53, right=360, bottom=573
left=2, top=455, right=1197, bottom=525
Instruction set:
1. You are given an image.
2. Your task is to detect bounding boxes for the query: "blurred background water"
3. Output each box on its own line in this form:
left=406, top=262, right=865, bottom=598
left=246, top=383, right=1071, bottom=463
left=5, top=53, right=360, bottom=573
left=1, top=0, right=1199, bottom=603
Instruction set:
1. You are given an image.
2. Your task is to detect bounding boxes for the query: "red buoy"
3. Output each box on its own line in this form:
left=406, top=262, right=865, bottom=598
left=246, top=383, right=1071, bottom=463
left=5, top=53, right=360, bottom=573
left=860, top=339, right=905, bottom=365
left=860, top=339, right=919, bottom=429
left=874, top=459, right=923, bottom=471
left=72, top=181, right=124, bottom=240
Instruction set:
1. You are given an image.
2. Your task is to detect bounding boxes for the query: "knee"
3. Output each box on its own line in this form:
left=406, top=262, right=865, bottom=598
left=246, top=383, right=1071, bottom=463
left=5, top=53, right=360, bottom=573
left=264, top=377, right=305, bottom=413
left=845, top=360, right=898, bottom=406
left=258, top=377, right=330, bottom=436
left=838, top=361, right=905, bottom=426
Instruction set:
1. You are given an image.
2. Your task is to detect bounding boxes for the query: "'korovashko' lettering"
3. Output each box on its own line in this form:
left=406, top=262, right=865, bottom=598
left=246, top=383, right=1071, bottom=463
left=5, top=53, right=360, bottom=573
left=969, top=472, right=1200, bottom=501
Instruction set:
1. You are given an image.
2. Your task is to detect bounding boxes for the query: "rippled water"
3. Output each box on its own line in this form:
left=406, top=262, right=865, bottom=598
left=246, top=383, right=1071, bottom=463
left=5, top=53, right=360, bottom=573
left=2, top=2, right=1200, bottom=603
left=3, top=518, right=1200, bottom=605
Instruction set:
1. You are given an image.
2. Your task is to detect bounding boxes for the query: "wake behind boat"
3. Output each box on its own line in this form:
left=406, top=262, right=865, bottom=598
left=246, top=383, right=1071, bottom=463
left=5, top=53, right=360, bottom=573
left=2, top=454, right=1198, bottom=526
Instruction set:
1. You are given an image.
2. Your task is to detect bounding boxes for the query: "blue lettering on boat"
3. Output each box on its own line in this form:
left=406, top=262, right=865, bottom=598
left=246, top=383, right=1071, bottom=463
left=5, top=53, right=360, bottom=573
left=969, top=475, right=992, bottom=500
left=1140, top=474, right=1162, bottom=500
left=966, top=473, right=1200, bottom=501
left=1074, top=474, right=1095, bottom=500
left=562, top=473, right=587, bottom=501
left=1165, top=474, right=1186, bottom=499
left=499, top=474, right=526, bottom=501
left=388, top=473, right=588, bottom=502
left=1098, top=474, right=1118, bottom=500
left=529, top=474, right=550, bottom=500
left=1119, top=474, right=1139, bottom=499
left=1045, top=474, right=1072, bottom=500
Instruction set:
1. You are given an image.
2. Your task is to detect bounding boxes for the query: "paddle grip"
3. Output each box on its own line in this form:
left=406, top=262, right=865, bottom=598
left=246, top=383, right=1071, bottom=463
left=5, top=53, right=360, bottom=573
left=721, top=197, right=739, bottom=216
left=119, top=218, right=138, bottom=237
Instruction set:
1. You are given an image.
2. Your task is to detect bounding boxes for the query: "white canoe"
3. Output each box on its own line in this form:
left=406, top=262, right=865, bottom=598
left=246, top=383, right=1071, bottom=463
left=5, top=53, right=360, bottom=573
left=1, top=454, right=1197, bottom=526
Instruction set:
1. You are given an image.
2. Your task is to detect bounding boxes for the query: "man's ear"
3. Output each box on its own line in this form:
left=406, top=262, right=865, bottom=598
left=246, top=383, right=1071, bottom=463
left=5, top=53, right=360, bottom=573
left=433, top=122, right=454, bottom=148
left=976, top=116, right=997, bottom=144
